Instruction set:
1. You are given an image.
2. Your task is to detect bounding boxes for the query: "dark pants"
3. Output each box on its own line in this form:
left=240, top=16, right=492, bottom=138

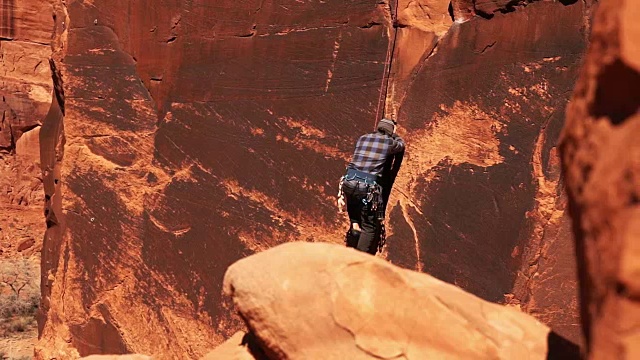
left=341, top=179, right=379, bottom=255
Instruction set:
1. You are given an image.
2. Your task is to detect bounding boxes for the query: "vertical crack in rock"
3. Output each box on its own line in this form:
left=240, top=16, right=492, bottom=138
left=324, top=31, right=343, bottom=93
left=400, top=199, right=424, bottom=272
left=380, top=0, right=400, bottom=121
left=37, top=0, right=71, bottom=357
left=511, top=113, right=564, bottom=313
left=378, top=0, right=457, bottom=269
left=374, top=0, right=398, bottom=126
left=383, top=0, right=453, bottom=121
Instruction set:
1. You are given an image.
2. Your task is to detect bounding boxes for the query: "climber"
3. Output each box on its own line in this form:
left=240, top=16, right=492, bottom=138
left=337, top=118, right=405, bottom=255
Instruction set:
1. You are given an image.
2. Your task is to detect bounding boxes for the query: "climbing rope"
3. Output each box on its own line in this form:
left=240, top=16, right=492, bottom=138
left=373, top=0, right=400, bottom=129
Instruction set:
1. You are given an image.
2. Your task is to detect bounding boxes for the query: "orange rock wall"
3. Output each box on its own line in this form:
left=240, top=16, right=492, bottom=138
left=0, top=0, right=53, bottom=257
left=17, top=0, right=595, bottom=357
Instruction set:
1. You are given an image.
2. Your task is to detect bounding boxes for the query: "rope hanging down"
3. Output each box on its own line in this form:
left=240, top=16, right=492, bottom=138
left=373, top=0, right=400, bottom=129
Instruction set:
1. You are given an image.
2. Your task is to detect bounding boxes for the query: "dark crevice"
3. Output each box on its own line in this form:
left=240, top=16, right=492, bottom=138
left=496, top=1, right=528, bottom=14
left=613, top=281, right=640, bottom=302
left=359, top=21, right=382, bottom=29
left=0, top=37, right=49, bottom=46
left=591, top=59, right=640, bottom=125
left=476, top=0, right=580, bottom=20
left=20, top=124, right=41, bottom=134
left=82, top=134, right=110, bottom=139
left=546, top=332, right=581, bottom=360
left=166, top=35, right=177, bottom=43
left=34, top=60, right=44, bottom=72
left=171, top=16, right=181, bottom=31
left=392, top=20, right=408, bottom=29
left=49, top=59, right=65, bottom=115
left=8, top=122, right=15, bottom=153
left=479, top=41, right=497, bottom=53
left=255, top=0, right=266, bottom=14
left=476, top=9, right=494, bottom=19
left=236, top=24, right=257, bottom=38
left=241, top=332, right=269, bottom=360
left=448, top=2, right=455, bottom=22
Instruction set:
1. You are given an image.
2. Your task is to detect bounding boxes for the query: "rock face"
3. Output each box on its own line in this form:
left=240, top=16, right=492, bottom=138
left=560, top=0, right=640, bottom=358
left=33, top=0, right=592, bottom=357
left=384, top=0, right=592, bottom=342
left=223, top=242, right=578, bottom=359
left=38, top=1, right=391, bottom=358
left=0, top=0, right=53, bottom=257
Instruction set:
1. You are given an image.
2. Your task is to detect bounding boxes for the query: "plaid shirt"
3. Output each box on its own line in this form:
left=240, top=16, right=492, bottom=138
left=347, top=132, right=405, bottom=176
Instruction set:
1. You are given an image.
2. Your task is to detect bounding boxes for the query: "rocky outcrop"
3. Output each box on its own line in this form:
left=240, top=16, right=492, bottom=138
left=560, top=0, right=640, bottom=358
left=222, top=242, right=579, bottom=359
left=0, top=0, right=54, bottom=257
left=33, top=0, right=592, bottom=357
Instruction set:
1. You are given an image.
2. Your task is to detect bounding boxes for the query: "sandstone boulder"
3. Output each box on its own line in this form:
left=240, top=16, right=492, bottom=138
left=223, top=242, right=579, bottom=359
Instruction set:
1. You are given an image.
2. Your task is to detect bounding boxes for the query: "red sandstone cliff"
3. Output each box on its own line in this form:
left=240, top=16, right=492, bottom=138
left=0, top=0, right=53, bottom=257
left=0, top=0, right=595, bottom=357
left=0, top=1, right=54, bottom=356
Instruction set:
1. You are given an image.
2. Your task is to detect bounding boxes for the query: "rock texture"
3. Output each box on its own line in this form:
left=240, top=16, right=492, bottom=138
left=38, top=1, right=390, bottom=358
left=383, top=0, right=592, bottom=342
left=33, top=0, right=592, bottom=357
left=0, top=1, right=53, bottom=356
left=560, top=0, right=640, bottom=358
left=0, top=0, right=53, bottom=257
left=223, top=242, right=579, bottom=359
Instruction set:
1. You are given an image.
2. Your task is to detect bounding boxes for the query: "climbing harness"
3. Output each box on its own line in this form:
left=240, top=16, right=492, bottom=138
left=338, top=168, right=388, bottom=253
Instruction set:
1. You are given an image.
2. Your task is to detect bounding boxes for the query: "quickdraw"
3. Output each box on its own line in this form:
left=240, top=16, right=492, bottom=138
left=363, top=183, right=387, bottom=254
left=378, top=222, right=386, bottom=254
left=337, top=176, right=346, bottom=211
